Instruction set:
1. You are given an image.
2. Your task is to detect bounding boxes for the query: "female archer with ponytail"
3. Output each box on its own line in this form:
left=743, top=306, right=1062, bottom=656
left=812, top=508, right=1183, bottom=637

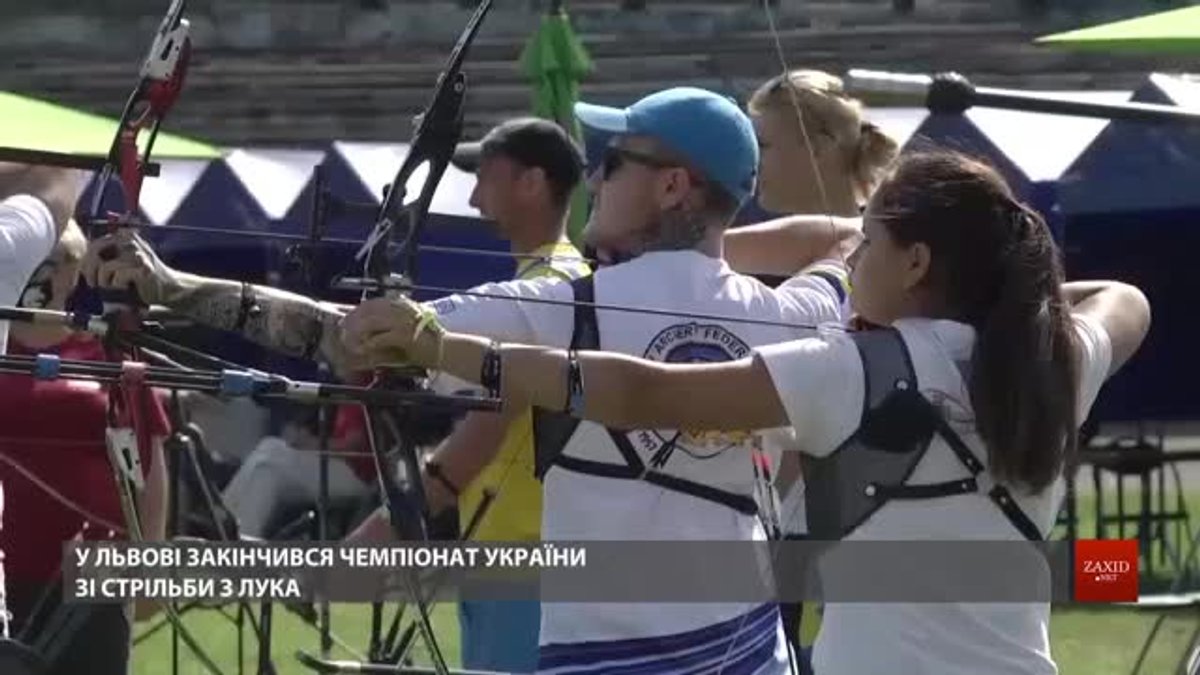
left=341, top=149, right=1151, bottom=675
left=858, top=152, right=1080, bottom=491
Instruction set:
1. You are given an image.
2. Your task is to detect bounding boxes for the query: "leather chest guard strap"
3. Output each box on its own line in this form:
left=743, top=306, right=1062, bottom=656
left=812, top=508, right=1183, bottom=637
left=532, top=275, right=598, bottom=479
left=801, top=327, right=1043, bottom=541
left=530, top=276, right=759, bottom=516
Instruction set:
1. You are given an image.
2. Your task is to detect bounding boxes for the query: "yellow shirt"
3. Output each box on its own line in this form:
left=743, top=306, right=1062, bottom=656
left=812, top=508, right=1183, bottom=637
left=457, top=239, right=590, bottom=542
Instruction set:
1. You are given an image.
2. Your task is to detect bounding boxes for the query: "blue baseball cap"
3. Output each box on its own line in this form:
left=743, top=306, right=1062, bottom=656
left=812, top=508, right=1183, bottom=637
left=574, top=87, right=759, bottom=206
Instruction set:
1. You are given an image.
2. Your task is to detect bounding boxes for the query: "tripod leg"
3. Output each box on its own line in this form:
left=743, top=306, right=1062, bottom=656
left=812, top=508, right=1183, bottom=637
left=317, top=400, right=333, bottom=658
left=259, top=602, right=274, bottom=675
left=370, top=602, right=384, bottom=661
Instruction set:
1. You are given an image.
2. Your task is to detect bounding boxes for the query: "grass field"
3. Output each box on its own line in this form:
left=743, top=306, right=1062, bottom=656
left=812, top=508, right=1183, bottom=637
left=128, top=488, right=1200, bottom=675
left=130, top=602, right=1200, bottom=675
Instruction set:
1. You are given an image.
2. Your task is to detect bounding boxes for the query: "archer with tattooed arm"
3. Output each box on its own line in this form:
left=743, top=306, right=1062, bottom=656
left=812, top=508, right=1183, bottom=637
left=339, top=151, right=1151, bottom=675
left=80, top=228, right=353, bottom=367
left=84, top=86, right=855, bottom=674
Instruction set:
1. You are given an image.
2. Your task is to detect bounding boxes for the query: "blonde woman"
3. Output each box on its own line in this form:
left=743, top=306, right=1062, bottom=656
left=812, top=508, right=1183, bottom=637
left=726, top=71, right=901, bottom=660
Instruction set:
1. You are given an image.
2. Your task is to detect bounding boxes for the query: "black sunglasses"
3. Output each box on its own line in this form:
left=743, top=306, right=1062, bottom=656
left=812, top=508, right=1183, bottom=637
left=601, top=147, right=678, bottom=180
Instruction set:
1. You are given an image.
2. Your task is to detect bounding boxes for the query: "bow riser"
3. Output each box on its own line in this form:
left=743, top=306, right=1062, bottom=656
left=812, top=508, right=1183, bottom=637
left=356, top=72, right=467, bottom=293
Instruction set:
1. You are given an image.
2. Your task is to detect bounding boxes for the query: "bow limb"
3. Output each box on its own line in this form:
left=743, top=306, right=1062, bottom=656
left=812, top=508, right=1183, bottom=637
left=338, top=1, right=493, bottom=671
left=72, top=3, right=226, bottom=673
left=89, top=0, right=192, bottom=542
left=87, top=0, right=190, bottom=232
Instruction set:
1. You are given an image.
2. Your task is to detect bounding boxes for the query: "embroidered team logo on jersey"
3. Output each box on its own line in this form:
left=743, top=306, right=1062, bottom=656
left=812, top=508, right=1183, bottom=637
left=636, top=323, right=757, bottom=462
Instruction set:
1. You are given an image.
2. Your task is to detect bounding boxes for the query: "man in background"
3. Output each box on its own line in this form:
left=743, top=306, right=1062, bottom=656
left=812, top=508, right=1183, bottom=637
left=350, top=116, right=590, bottom=673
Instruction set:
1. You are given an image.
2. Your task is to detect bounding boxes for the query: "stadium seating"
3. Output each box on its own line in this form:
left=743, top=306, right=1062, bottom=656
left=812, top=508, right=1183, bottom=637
left=0, top=0, right=1184, bottom=146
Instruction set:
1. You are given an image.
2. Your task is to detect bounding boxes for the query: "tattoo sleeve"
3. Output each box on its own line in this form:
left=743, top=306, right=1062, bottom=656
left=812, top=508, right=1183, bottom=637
left=163, top=272, right=348, bottom=362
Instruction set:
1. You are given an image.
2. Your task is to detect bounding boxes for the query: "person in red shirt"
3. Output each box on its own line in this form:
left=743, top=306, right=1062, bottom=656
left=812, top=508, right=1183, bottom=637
left=0, top=221, right=170, bottom=675
left=220, top=402, right=374, bottom=539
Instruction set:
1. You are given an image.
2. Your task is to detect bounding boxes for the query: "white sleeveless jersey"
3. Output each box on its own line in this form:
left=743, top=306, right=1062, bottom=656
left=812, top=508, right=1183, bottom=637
left=431, top=250, right=849, bottom=663
left=754, top=315, right=1115, bottom=675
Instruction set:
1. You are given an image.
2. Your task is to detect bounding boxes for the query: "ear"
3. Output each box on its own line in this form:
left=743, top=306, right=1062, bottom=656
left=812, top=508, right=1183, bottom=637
left=902, top=241, right=932, bottom=291
left=517, top=166, right=545, bottom=199
left=654, top=167, right=691, bottom=210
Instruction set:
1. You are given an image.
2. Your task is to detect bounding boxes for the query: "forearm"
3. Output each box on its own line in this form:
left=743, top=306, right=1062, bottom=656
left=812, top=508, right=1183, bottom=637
left=724, top=216, right=860, bottom=276
left=0, top=164, right=80, bottom=230
left=132, top=439, right=169, bottom=621
left=424, top=410, right=514, bottom=516
left=412, top=332, right=656, bottom=429
left=137, top=440, right=169, bottom=542
left=162, top=271, right=349, bottom=362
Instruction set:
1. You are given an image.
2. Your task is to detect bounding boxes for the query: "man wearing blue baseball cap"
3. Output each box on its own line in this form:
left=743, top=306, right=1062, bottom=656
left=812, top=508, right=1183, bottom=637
left=339, top=86, right=854, bottom=674
left=574, top=86, right=759, bottom=264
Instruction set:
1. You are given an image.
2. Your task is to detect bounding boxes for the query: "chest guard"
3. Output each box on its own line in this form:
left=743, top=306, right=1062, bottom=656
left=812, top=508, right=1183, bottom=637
left=801, top=328, right=1044, bottom=542
left=531, top=276, right=760, bottom=516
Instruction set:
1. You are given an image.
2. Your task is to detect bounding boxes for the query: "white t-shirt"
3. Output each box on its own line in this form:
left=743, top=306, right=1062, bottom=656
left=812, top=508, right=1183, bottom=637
left=430, top=250, right=849, bottom=652
left=0, top=195, right=57, bottom=355
left=755, top=314, right=1114, bottom=675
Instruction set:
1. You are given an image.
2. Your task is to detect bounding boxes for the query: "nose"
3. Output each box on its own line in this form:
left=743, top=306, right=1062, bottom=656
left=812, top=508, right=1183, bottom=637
left=468, top=183, right=481, bottom=210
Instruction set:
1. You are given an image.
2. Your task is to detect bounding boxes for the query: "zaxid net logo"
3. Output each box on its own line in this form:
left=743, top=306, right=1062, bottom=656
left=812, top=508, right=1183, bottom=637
left=1074, top=539, right=1138, bottom=602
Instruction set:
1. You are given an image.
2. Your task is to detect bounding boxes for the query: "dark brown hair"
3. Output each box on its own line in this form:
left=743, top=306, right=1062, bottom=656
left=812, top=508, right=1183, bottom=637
left=871, top=151, right=1079, bottom=491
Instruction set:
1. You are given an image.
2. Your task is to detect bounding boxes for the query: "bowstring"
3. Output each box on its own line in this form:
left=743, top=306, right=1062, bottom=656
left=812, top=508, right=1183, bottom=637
left=0, top=450, right=127, bottom=534
left=711, top=3, right=850, bottom=672
left=762, top=0, right=845, bottom=566
left=357, top=281, right=852, bottom=334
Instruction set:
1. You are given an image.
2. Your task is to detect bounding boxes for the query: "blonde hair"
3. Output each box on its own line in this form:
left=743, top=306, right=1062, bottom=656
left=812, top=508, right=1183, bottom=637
left=748, top=69, right=899, bottom=201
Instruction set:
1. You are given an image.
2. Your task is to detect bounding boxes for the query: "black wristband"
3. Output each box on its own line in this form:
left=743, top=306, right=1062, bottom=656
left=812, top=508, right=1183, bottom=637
left=234, top=282, right=260, bottom=331
left=564, top=350, right=584, bottom=415
left=481, top=340, right=502, bottom=398
left=424, top=460, right=459, bottom=497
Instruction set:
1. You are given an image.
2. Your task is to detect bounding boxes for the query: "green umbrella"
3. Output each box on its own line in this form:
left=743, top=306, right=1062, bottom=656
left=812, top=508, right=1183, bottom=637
left=519, top=7, right=593, bottom=247
left=1036, top=5, right=1200, bottom=54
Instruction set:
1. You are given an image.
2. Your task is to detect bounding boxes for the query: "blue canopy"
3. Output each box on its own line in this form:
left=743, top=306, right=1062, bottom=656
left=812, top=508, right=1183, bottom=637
left=1053, top=74, right=1200, bottom=423
left=72, top=93, right=1190, bottom=423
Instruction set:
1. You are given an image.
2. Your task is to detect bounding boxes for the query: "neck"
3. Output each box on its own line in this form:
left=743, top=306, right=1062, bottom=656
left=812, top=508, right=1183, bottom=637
left=504, top=207, right=567, bottom=255
left=791, top=173, right=860, bottom=217
left=641, top=208, right=726, bottom=259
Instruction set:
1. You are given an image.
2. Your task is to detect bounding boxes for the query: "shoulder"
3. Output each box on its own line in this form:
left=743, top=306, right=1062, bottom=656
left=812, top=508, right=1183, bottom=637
left=769, top=260, right=852, bottom=325
left=0, top=195, right=53, bottom=225
left=429, top=275, right=573, bottom=316
left=0, top=195, right=56, bottom=253
left=517, top=241, right=591, bottom=282
left=753, top=326, right=864, bottom=447
left=755, top=325, right=861, bottom=374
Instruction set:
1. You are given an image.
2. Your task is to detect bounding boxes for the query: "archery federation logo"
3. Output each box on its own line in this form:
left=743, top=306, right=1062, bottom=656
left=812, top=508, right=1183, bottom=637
left=634, top=323, right=756, bottom=464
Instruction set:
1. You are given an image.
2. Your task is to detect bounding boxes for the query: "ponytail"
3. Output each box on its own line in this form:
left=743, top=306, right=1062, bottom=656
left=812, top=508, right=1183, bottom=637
left=968, top=206, right=1079, bottom=491
left=852, top=121, right=899, bottom=201
left=871, top=152, right=1082, bottom=493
